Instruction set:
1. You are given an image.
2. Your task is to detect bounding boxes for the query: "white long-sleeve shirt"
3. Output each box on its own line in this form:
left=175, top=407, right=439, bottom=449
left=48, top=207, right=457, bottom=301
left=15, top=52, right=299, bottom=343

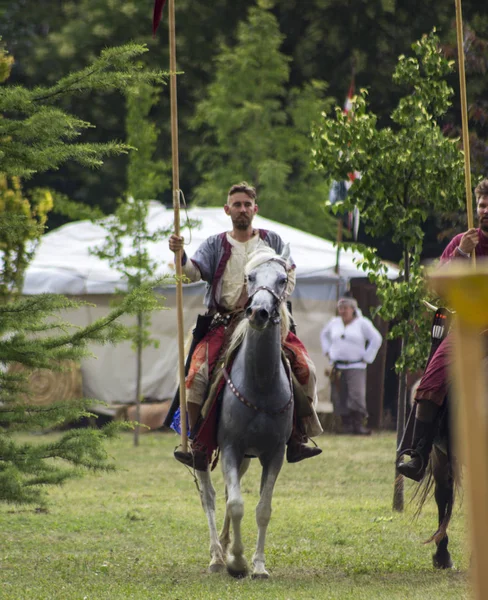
left=320, top=315, right=383, bottom=370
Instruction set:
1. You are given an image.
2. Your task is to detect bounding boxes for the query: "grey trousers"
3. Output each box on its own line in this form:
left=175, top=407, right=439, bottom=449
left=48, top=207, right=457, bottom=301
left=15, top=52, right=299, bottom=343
left=331, top=368, right=367, bottom=417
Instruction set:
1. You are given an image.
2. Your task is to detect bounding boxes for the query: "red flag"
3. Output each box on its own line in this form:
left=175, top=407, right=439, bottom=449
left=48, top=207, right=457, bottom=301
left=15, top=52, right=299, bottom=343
left=153, top=0, right=167, bottom=36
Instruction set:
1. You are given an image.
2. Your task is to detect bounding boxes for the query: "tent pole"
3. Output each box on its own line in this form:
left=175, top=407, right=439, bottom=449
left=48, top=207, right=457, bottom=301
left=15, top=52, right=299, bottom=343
left=168, top=0, right=187, bottom=452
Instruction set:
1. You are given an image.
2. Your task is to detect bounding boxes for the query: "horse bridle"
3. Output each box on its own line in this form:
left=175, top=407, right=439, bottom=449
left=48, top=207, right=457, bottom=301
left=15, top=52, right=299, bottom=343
left=246, top=258, right=289, bottom=324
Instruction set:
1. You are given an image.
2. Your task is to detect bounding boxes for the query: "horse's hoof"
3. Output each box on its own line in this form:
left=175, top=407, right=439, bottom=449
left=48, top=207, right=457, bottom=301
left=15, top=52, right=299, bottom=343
left=433, top=552, right=453, bottom=569
left=227, top=567, right=248, bottom=579
left=251, top=571, right=269, bottom=580
left=208, top=562, right=225, bottom=574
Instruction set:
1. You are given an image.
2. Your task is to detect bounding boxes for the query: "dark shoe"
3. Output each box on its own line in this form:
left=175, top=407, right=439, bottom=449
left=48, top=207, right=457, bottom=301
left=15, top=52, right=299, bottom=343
left=286, top=440, right=322, bottom=463
left=397, top=418, right=435, bottom=482
left=174, top=447, right=208, bottom=471
left=351, top=411, right=371, bottom=436
left=339, top=414, right=354, bottom=434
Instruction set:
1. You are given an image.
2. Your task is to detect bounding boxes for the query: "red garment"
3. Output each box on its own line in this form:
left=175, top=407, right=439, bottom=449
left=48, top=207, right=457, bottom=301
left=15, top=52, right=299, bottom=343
left=415, top=229, right=488, bottom=406
left=190, top=326, right=312, bottom=460
left=415, top=336, right=452, bottom=405
left=440, top=229, right=488, bottom=262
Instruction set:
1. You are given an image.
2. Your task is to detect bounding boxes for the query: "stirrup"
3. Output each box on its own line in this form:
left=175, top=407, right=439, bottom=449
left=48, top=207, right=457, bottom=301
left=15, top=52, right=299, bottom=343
left=174, top=447, right=209, bottom=471
left=396, top=448, right=426, bottom=480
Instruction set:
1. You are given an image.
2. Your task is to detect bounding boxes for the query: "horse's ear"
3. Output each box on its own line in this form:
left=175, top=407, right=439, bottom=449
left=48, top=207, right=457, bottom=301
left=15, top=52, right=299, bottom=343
left=281, top=243, right=291, bottom=262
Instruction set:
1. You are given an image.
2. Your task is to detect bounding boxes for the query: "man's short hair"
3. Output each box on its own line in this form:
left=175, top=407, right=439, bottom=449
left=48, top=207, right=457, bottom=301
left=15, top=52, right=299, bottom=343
left=474, top=178, right=488, bottom=201
left=228, top=182, right=257, bottom=201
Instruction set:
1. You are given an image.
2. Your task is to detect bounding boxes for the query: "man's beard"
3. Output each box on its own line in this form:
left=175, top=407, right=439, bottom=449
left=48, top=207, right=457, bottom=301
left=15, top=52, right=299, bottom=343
left=233, top=216, right=252, bottom=230
left=480, top=218, right=488, bottom=234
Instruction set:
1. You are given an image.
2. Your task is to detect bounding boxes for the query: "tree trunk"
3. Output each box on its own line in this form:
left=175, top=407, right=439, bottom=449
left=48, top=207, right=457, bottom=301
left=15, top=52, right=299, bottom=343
left=393, top=358, right=406, bottom=511
left=392, top=246, right=410, bottom=512
left=133, top=311, right=143, bottom=447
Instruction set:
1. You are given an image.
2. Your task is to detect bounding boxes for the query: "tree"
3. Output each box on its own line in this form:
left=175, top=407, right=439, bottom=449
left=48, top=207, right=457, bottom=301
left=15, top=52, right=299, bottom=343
left=190, top=3, right=337, bottom=239
left=0, top=43, right=166, bottom=505
left=311, top=30, right=465, bottom=510
left=92, top=83, right=172, bottom=447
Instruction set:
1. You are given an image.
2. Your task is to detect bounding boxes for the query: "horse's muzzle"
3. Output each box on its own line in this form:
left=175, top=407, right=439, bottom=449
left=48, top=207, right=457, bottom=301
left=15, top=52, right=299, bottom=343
left=246, top=306, right=271, bottom=329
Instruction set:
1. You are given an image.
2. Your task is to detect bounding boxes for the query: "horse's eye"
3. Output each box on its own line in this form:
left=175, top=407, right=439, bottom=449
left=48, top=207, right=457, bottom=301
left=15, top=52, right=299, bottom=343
left=278, top=275, right=287, bottom=286
left=247, top=272, right=256, bottom=283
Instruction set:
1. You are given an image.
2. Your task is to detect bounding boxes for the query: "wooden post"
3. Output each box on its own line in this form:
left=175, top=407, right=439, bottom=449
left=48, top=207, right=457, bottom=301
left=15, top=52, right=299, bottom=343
left=430, top=263, right=488, bottom=600
left=168, top=0, right=187, bottom=452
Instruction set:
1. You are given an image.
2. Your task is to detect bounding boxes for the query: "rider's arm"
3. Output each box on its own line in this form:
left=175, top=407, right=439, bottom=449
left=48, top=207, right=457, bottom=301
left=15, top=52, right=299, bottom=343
left=181, top=255, right=202, bottom=282
left=440, top=229, right=479, bottom=263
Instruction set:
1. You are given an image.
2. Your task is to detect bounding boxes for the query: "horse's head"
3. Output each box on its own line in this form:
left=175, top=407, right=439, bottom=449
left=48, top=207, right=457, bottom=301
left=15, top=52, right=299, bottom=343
left=244, top=245, right=291, bottom=330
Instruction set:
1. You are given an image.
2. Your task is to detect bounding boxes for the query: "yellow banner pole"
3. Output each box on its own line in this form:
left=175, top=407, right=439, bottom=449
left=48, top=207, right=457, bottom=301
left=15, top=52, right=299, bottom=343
left=454, top=0, right=476, bottom=265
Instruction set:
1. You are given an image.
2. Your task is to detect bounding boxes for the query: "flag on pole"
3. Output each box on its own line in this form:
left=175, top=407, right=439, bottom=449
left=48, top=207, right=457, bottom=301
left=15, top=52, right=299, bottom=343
left=153, top=0, right=167, bottom=36
left=329, top=80, right=361, bottom=240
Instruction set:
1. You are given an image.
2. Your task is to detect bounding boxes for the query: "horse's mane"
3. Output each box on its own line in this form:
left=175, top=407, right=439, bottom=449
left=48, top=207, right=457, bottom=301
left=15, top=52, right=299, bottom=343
left=225, top=248, right=292, bottom=362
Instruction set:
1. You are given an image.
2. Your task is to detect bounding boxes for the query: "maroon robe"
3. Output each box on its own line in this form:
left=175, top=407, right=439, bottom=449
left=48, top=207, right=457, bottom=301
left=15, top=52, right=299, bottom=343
left=415, top=229, right=488, bottom=405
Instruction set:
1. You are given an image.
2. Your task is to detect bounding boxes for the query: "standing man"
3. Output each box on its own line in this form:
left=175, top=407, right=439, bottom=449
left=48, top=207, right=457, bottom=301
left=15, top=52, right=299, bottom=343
left=168, top=182, right=323, bottom=470
left=398, top=178, right=488, bottom=481
left=320, top=295, right=383, bottom=435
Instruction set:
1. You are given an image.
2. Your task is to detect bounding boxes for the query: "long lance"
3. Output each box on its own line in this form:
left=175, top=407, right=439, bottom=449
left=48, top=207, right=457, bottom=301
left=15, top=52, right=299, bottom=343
left=155, top=0, right=188, bottom=452
left=454, top=0, right=476, bottom=265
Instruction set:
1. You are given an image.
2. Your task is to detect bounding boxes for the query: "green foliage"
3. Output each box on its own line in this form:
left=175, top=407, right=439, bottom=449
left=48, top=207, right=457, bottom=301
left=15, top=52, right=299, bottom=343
left=190, top=5, right=336, bottom=239
left=0, top=43, right=166, bottom=179
left=0, top=286, right=161, bottom=505
left=312, top=31, right=465, bottom=372
left=126, top=83, right=170, bottom=201
left=0, top=175, right=54, bottom=296
left=0, top=43, right=169, bottom=504
left=92, top=82, right=173, bottom=349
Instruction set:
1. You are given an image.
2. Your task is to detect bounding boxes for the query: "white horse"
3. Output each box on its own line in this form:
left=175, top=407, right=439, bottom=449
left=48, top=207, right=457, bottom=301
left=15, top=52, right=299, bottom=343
left=197, top=246, right=294, bottom=578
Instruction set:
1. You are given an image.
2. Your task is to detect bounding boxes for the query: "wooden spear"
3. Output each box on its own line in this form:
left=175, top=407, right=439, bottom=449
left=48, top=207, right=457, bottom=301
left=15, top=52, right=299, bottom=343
left=166, top=0, right=188, bottom=452
left=454, top=0, right=476, bottom=262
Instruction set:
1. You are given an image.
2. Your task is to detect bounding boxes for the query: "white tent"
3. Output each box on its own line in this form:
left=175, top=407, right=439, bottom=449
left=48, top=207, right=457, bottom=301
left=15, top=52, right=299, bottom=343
left=23, top=203, right=398, bottom=410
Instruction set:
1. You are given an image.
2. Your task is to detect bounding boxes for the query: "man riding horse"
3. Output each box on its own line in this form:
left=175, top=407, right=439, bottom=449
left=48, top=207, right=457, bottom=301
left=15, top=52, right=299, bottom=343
left=168, top=181, right=323, bottom=471
left=398, top=178, right=488, bottom=482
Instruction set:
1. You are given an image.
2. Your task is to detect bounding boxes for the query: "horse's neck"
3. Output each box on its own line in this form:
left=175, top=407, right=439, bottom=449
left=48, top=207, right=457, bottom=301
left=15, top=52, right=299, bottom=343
left=240, top=324, right=283, bottom=386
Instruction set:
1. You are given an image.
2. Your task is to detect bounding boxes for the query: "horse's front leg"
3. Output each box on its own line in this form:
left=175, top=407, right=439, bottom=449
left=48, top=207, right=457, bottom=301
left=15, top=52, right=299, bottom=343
left=252, top=447, right=285, bottom=579
left=219, top=457, right=251, bottom=557
left=196, top=470, right=225, bottom=573
left=221, top=449, right=248, bottom=578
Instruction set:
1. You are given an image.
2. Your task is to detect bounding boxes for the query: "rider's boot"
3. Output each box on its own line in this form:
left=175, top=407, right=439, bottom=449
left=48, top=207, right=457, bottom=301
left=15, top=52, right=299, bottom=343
left=397, top=418, right=436, bottom=482
left=173, top=402, right=209, bottom=471
left=286, top=425, right=322, bottom=463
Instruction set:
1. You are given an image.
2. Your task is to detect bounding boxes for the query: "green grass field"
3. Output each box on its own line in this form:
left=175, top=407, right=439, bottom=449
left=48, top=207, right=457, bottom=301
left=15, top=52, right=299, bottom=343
left=0, top=431, right=470, bottom=599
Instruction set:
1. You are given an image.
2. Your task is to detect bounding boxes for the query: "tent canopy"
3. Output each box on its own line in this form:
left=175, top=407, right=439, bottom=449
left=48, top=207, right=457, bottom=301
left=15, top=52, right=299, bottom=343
left=23, top=203, right=398, bottom=296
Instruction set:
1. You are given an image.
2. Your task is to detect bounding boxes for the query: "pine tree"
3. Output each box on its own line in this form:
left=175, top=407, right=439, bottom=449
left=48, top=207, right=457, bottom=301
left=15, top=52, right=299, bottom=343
left=0, top=43, right=167, bottom=505
left=91, top=82, right=172, bottom=447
